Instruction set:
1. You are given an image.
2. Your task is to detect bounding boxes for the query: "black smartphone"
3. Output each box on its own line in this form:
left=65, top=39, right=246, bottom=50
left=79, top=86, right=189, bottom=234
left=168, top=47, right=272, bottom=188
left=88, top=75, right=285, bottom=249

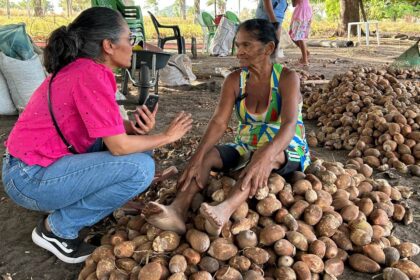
left=130, top=95, right=159, bottom=128
left=144, top=94, right=159, bottom=113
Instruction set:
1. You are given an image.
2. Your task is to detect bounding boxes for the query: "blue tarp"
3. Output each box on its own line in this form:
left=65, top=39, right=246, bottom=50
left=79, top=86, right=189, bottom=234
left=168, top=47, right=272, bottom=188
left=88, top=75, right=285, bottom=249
left=0, top=23, right=35, bottom=60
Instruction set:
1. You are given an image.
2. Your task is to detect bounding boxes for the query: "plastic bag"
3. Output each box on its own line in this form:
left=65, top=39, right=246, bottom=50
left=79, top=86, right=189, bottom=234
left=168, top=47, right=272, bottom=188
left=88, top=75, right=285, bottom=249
left=0, top=71, right=17, bottom=115
left=0, top=23, right=36, bottom=60
left=280, top=26, right=296, bottom=49
left=209, top=17, right=236, bottom=57
left=159, top=54, right=196, bottom=86
left=0, top=53, right=46, bottom=109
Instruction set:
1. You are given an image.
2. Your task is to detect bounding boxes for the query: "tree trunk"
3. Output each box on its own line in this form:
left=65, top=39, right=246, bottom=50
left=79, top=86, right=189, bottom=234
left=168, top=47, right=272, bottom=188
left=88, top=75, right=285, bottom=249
left=359, top=0, right=367, bottom=22
left=180, top=0, right=186, bottom=20
left=34, top=0, right=43, bottom=16
left=27, top=0, right=31, bottom=17
left=194, top=0, right=200, bottom=23
left=6, top=0, right=10, bottom=18
left=217, top=0, right=226, bottom=14
left=67, top=0, right=72, bottom=17
left=336, top=0, right=360, bottom=36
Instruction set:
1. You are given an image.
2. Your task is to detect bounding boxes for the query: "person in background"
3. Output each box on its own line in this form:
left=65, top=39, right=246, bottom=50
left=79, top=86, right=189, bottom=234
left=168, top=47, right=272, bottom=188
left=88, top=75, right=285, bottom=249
left=255, top=0, right=288, bottom=59
left=143, top=19, right=310, bottom=235
left=2, top=7, right=192, bottom=264
left=289, top=0, right=312, bottom=66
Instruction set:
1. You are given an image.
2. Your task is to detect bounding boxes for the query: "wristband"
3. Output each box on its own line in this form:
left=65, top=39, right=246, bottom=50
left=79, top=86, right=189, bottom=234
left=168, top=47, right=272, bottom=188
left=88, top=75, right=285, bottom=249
left=272, top=22, right=280, bottom=29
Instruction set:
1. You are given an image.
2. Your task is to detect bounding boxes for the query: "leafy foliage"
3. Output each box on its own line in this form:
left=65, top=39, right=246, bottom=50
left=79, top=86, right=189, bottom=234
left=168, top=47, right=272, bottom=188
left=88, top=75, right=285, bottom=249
left=144, top=0, right=158, bottom=14
left=1, top=14, right=418, bottom=42
left=364, top=0, right=419, bottom=20
left=59, top=0, right=90, bottom=13
left=322, top=0, right=419, bottom=21
left=206, top=0, right=227, bottom=13
left=325, top=0, right=340, bottom=20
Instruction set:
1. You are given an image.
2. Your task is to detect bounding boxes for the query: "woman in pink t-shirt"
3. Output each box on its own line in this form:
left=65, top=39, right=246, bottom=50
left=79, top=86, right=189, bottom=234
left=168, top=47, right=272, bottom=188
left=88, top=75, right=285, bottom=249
left=2, top=7, right=192, bottom=264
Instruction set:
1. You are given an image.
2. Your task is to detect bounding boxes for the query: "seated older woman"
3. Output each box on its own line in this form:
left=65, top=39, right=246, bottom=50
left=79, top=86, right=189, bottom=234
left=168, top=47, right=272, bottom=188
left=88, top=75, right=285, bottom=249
left=144, top=18, right=310, bottom=235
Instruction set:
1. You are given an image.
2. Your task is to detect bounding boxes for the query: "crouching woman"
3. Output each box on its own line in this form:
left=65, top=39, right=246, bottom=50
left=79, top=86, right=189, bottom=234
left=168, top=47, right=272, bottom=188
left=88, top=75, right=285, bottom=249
left=2, top=7, right=192, bottom=264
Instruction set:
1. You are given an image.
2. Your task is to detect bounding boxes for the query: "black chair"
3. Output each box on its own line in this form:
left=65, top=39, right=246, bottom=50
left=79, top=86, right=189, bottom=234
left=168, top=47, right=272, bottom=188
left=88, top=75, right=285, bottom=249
left=148, top=11, right=185, bottom=54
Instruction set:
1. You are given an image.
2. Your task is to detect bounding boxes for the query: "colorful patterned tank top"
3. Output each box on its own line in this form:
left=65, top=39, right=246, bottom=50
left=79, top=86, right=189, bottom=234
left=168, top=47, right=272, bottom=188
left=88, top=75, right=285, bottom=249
left=230, top=63, right=310, bottom=171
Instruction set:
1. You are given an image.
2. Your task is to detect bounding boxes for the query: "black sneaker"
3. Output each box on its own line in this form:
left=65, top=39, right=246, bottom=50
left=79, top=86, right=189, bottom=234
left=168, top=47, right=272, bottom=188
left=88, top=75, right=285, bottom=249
left=31, top=218, right=96, bottom=264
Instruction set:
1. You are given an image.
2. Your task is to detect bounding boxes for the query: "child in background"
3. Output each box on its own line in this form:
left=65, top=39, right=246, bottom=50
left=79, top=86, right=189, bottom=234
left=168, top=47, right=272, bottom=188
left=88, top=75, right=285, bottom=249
left=289, top=0, right=312, bottom=66
left=255, top=0, right=289, bottom=59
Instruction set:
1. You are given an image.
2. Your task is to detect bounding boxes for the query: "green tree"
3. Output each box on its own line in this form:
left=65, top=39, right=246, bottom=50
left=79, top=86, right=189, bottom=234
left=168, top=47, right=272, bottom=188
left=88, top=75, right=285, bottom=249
left=33, top=0, right=43, bottom=16
left=145, top=0, right=158, bottom=14
left=173, top=0, right=187, bottom=19
left=6, top=0, right=11, bottom=17
left=206, top=0, right=227, bottom=14
left=194, top=0, right=200, bottom=22
left=60, top=0, right=89, bottom=16
left=180, top=0, right=186, bottom=19
left=44, top=0, right=53, bottom=13
left=323, top=0, right=419, bottom=22
left=71, top=0, right=89, bottom=13
left=13, top=0, right=30, bottom=16
left=325, top=0, right=340, bottom=20
left=365, top=0, right=417, bottom=20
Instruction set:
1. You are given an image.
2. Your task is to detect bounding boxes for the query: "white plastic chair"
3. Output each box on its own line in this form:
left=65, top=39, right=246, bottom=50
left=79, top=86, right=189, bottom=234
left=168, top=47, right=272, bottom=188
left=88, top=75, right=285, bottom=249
left=347, top=21, right=380, bottom=46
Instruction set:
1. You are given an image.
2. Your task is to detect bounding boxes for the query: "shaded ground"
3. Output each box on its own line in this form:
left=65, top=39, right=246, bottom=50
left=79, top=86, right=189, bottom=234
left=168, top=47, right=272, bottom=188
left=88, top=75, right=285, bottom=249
left=0, top=38, right=419, bottom=280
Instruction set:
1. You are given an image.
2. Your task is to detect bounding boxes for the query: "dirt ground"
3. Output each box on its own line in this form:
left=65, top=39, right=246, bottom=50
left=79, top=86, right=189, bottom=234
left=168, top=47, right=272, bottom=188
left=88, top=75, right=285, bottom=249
left=0, top=38, right=419, bottom=280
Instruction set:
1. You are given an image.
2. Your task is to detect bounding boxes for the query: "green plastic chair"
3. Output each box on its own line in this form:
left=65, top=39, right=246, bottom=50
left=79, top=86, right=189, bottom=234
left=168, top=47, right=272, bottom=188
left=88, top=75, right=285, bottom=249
left=91, top=0, right=146, bottom=45
left=225, top=11, right=240, bottom=24
left=92, top=0, right=147, bottom=96
left=201, top=11, right=217, bottom=53
left=197, top=14, right=208, bottom=53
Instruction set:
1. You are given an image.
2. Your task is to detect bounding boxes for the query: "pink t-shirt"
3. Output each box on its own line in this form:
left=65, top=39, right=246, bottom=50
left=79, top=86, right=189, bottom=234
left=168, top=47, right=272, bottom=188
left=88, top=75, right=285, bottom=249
left=5, top=58, right=125, bottom=167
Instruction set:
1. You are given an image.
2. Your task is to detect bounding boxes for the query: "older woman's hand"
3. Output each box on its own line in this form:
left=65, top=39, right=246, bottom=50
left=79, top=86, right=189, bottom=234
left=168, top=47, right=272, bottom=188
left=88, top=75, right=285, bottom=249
left=238, top=145, right=278, bottom=197
left=178, top=152, right=205, bottom=192
left=130, top=104, right=158, bottom=135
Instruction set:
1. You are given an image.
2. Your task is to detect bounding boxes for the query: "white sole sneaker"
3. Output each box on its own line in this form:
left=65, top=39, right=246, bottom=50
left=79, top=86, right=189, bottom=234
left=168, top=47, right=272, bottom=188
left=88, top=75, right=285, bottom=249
left=31, top=219, right=95, bottom=264
left=31, top=228, right=89, bottom=264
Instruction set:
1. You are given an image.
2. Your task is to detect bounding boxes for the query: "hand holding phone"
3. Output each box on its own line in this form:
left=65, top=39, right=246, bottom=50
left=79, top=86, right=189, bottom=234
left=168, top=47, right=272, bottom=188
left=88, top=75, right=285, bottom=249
left=138, top=94, right=158, bottom=125
left=128, top=95, right=159, bottom=134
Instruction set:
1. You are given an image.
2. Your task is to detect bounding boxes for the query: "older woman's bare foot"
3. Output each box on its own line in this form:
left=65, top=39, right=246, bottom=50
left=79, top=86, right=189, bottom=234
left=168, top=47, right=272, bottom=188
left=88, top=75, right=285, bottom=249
left=143, top=202, right=186, bottom=234
left=199, top=203, right=230, bottom=236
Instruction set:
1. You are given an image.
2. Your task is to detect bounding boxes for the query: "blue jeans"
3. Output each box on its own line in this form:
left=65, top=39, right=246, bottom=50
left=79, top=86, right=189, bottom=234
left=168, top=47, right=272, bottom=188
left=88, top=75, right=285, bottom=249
left=255, top=0, right=288, bottom=24
left=2, top=140, right=154, bottom=239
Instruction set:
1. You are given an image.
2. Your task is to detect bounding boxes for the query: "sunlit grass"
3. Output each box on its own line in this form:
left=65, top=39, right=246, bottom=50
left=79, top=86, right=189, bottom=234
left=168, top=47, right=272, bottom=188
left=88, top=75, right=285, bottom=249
left=0, top=14, right=418, bottom=42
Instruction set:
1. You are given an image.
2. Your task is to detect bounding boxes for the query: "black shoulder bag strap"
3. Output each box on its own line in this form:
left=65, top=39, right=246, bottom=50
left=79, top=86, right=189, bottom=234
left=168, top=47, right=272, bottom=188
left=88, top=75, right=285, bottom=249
left=47, top=72, right=79, bottom=154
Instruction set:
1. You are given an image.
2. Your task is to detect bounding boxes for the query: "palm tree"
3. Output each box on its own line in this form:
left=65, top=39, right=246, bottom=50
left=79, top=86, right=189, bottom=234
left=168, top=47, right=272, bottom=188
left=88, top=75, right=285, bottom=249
left=194, top=0, right=200, bottom=22
left=206, top=0, right=226, bottom=15
left=66, top=0, right=72, bottom=17
left=34, top=0, right=43, bottom=16
left=6, top=0, right=11, bottom=18
left=174, top=0, right=187, bottom=19
left=181, top=0, right=186, bottom=19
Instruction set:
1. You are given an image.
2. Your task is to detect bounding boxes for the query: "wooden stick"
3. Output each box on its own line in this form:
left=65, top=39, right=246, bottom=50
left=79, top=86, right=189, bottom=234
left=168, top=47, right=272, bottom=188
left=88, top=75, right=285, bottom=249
left=303, top=79, right=330, bottom=85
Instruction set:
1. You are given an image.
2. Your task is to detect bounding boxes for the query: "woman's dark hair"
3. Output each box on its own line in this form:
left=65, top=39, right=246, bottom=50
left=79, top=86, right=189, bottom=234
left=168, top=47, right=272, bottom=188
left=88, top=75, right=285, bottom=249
left=237, top=19, right=279, bottom=56
left=44, top=7, right=126, bottom=73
